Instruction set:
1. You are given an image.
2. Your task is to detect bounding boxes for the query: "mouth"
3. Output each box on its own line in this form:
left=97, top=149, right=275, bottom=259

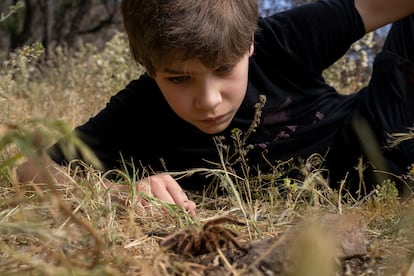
left=199, top=113, right=230, bottom=125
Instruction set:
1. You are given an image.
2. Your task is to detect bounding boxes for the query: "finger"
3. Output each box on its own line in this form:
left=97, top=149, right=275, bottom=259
left=141, top=175, right=176, bottom=205
left=183, top=200, right=197, bottom=216
left=171, top=189, right=197, bottom=215
left=162, top=175, right=197, bottom=215
left=138, top=174, right=197, bottom=215
left=133, top=179, right=167, bottom=215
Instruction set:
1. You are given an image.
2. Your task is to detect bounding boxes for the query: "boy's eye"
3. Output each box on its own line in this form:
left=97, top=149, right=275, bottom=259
left=168, top=76, right=190, bottom=84
left=216, top=65, right=234, bottom=74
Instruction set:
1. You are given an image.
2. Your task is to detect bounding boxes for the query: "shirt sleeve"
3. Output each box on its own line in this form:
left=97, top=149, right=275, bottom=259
left=254, top=0, right=366, bottom=76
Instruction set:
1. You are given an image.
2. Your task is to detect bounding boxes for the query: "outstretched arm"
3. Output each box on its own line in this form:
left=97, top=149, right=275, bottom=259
left=355, top=0, right=414, bottom=33
left=17, top=159, right=197, bottom=216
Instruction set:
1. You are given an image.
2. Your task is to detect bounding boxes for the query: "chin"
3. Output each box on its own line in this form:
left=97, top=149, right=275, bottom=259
left=197, top=123, right=230, bottom=135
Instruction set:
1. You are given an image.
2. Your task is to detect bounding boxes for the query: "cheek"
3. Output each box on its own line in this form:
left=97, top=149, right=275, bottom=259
left=154, top=79, right=196, bottom=120
left=170, top=97, right=190, bottom=113
left=160, top=88, right=192, bottom=115
left=228, top=70, right=249, bottom=101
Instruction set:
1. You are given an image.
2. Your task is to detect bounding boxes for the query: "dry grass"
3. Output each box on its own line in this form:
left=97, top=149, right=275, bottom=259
left=1, top=33, right=414, bottom=275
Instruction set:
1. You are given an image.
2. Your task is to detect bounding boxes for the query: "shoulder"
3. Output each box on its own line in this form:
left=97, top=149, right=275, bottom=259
left=118, top=73, right=161, bottom=100
left=77, top=73, right=171, bottom=133
left=107, top=73, right=166, bottom=110
left=252, top=0, right=364, bottom=74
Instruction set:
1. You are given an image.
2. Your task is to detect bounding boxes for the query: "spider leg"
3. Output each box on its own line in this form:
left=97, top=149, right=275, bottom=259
left=174, top=230, right=195, bottom=254
left=218, top=229, right=244, bottom=251
left=202, top=231, right=220, bottom=255
left=160, top=232, right=184, bottom=249
left=208, top=225, right=245, bottom=251
left=160, top=229, right=193, bottom=254
left=192, top=232, right=204, bottom=255
left=202, top=216, right=245, bottom=230
left=211, top=225, right=239, bottom=238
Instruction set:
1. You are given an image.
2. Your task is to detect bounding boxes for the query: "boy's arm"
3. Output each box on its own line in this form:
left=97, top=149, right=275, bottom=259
left=355, top=0, right=414, bottom=32
left=16, top=159, right=196, bottom=216
left=16, top=157, right=70, bottom=185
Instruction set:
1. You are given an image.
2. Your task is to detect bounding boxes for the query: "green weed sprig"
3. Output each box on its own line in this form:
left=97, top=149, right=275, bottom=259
left=0, top=1, right=24, bottom=22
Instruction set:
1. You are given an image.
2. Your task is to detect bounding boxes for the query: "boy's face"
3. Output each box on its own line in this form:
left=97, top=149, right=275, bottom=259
left=153, top=46, right=253, bottom=134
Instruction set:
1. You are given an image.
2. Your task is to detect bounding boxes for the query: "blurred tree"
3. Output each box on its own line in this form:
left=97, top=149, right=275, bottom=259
left=0, top=0, right=121, bottom=56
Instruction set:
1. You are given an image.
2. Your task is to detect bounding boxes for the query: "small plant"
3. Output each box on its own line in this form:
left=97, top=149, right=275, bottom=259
left=0, top=42, right=44, bottom=100
left=0, top=1, right=24, bottom=22
left=386, top=126, right=414, bottom=149
left=408, top=164, right=414, bottom=183
left=375, top=179, right=399, bottom=204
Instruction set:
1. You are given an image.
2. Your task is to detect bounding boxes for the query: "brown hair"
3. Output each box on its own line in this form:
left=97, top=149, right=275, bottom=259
left=121, top=0, right=259, bottom=76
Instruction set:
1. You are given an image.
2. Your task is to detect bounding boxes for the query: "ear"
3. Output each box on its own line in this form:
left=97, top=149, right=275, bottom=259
left=248, top=43, right=254, bottom=57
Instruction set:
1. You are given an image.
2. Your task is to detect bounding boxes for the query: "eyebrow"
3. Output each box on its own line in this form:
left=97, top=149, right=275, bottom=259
left=162, top=68, right=187, bottom=75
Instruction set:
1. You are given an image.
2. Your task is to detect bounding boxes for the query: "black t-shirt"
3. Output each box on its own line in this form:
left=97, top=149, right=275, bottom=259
left=49, top=0, right=366, bottom=189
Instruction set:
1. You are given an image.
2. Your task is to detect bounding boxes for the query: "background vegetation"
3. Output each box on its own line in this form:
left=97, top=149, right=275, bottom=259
left=1, top=1, right=414, bottom=275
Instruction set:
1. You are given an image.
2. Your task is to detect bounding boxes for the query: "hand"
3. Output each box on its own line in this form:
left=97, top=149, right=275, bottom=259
left=17, top=159, right=196, bottom=216
left=135, top=174, right=197, bottom=216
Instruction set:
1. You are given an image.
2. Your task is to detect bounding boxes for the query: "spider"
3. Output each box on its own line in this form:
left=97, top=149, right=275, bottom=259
left=160, top=216, right=246, bottom=257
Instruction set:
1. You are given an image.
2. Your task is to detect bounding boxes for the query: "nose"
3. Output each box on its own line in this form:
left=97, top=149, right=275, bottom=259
left=193, top=77, right=222, bottom=110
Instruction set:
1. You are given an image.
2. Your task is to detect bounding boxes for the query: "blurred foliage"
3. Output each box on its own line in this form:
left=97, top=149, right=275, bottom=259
left=324, top=32, right=377, bottom=94
left=1, top=32, right=141, bottom=129
left=0, top=0, right=23, bottom=22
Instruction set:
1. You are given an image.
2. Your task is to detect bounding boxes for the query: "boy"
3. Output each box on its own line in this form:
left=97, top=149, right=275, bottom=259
left=18, top=0, right=414, bottom=215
